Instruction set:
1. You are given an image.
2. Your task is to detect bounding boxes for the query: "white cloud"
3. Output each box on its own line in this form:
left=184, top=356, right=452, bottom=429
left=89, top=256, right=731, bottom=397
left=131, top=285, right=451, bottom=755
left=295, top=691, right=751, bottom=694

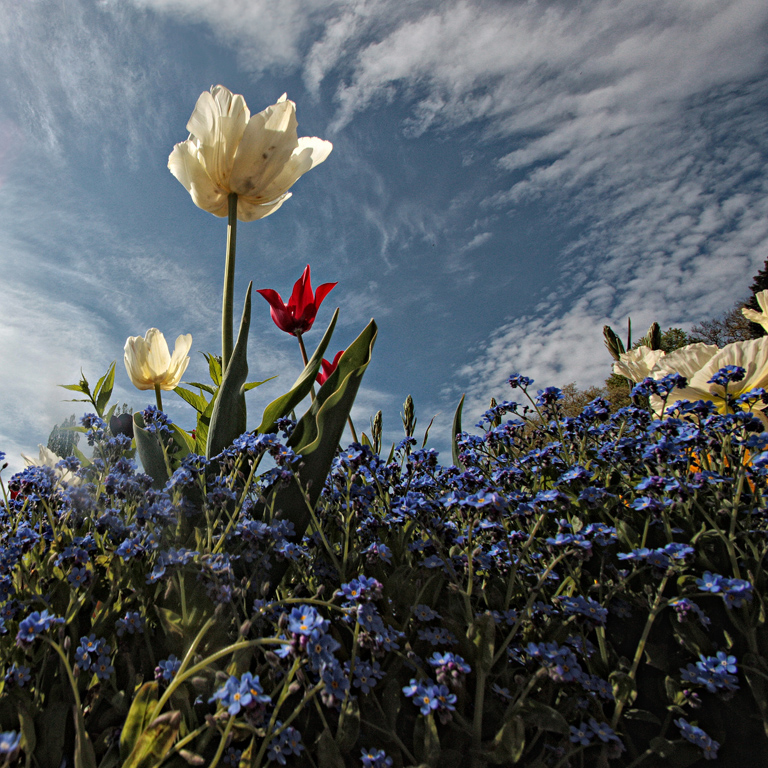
left=0, top=0, right=179, bottom=165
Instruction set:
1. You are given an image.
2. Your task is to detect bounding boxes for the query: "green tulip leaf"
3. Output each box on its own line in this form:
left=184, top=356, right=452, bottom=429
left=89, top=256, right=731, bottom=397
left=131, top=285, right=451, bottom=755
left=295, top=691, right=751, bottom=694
left=264, top=319, right=376, bottom=592
left=133, top=413, right=170, bottom=489
left=170, top=424, right=195, bottom=459
left=452, top=394, right=465, bottom=470
left=206, top=283, right=252, bottom=458
left=255, top=308, right=339, bottom=435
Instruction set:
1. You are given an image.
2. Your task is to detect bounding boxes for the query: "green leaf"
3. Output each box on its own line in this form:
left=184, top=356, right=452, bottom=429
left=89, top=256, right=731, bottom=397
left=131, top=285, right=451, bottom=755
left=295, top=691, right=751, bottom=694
left=255, top=308, right=339, bottom=435
left=122, top=711, right=181, bottom=768
left=609, top=670, right=637, bottom=707
left=335, top=698, right=360, bottom=752
left=94, top=361, right=116, bottom=416
left=120, top=682, right=160, bottom=763
left=206, top=353, right=222, bottom=387
left=452, top=394, right=465, bottom=470
left=186, top=382, right=216, bottom=396
left=171, top=424, right=195, bottom=459
left=316, top=728, right=345, bottom=768
left=195, top=396, right=217, bottom=456
left=206, top=284, right=252, bottom=458
left=421, top=415, right=435, bottom=448
left=519, top=700, right=569, bottom=735
left=174, top=386, right=209, bottom=414
left=625, top=709, right=661, bottom=725
left=33, top=701, right=68, bottom=768
left=74, top=703, right=98, bottom=768
left=133, top=413, right=169, bottom=490
left=59, top=383, right=88, bottom=393
left=413, top=715, right=440, bottom=767
left=18, top=700, right=36, bottom=762
left=467, top=611, right=496, bottom=673
left=264, top=318, right=376, bottom=593
left=243, top=376, right=276, bottom=392
left=743, top=652, right=768, bottom=731
left=649, top=737, right=701, bottom=766
left=155, top=607, right=185, bottom=638
left=486, top=715, right=526, bottom=765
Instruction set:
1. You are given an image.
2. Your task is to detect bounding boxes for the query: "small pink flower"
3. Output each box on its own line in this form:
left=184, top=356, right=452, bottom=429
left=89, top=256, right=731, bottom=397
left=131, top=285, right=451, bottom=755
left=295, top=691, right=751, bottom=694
left=257, top=265, right=336, bottom=336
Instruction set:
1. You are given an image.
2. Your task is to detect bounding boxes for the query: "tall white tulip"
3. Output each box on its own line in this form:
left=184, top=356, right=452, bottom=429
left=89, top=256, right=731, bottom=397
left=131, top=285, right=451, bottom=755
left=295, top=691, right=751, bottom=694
left=168, top=87, right=332, bottom=222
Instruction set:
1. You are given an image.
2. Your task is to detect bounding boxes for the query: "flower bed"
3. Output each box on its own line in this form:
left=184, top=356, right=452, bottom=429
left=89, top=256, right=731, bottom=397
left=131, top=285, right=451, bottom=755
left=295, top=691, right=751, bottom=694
left=1, top=375, right=767, bottom=768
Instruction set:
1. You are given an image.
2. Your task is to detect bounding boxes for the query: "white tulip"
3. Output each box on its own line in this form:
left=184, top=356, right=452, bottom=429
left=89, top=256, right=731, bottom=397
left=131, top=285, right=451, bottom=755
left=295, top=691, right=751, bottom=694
left=21, top=445, right=80, bottom=485
left=168, top=87, right=332, bottom=222
left=124, top=328, right=192, bottom=391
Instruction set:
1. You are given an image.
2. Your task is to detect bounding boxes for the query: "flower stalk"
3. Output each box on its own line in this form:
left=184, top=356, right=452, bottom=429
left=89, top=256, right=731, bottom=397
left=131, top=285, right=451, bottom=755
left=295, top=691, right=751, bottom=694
left=222, top=192, right=238, bottom=373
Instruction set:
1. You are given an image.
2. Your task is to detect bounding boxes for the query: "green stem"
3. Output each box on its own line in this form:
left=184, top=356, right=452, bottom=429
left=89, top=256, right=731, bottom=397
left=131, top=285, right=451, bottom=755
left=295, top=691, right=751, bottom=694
left=611, top=571, right=670, bottom=730
left=296, top=332, right=309, bottom=367
left=154, top=384, right=163, bottom=412
left=207, top=716, right=234, bottom=768
left=296, top=332, right=317, bottom=403
left=222, top=192, right=238, bottom=373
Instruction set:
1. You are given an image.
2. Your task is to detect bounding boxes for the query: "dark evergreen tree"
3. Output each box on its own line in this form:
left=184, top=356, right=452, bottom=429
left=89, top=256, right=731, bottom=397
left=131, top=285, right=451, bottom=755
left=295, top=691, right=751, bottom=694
left=47, top=414, right=80, bottom=458
left=744, top=257, right=768, bottom=337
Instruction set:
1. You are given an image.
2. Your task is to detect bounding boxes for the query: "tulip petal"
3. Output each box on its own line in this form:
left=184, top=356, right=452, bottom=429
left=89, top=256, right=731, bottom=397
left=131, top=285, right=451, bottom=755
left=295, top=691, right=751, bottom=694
left=256, top=137, right=333, bottom=203
left=124, top=336, right=154, bottom=390
left=229, top=98, right=299, bottom=200
left=256, top=288, right=294, bottom=333
left=168, top=140, right=229, bottom=217
left=289, top=265, right=314, bottom=315
left=142, top=329, right=172, bottom=381
left=613, top=346, right=665, bottom=383
left=650, top=343, right=718, bottom=381
left=236, top=192, right=291, bottom=222
left=162, top=334, right=193, bottom=390
left=693, top=337, right=768, bottom=395
left=313, top=281, right=337, bottom=311
left=186, top=86, right=249, bottom=190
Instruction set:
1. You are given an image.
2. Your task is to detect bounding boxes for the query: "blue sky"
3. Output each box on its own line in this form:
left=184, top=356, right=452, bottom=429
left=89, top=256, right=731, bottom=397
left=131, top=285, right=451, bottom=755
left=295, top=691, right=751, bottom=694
left=1, top=0, right=767, bottom=472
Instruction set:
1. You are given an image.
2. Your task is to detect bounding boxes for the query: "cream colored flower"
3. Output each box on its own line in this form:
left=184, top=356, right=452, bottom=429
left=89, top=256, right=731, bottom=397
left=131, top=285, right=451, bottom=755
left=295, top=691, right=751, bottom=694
left=124, top=328, right=192, bottom=391
left=612, top=345, right=667, bottom=383
left=21, top=445, right=80, bottom=485
left=742, top=290, right=768, bottom=332
left=168, top=86, right=333, bottom=222
left=647, top=338, right=768, bottom=421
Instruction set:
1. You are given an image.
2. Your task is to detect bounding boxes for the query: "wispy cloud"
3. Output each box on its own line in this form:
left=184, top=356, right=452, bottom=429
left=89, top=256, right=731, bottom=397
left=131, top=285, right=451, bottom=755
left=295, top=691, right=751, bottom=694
left=0, top=0, right=182, bottom=166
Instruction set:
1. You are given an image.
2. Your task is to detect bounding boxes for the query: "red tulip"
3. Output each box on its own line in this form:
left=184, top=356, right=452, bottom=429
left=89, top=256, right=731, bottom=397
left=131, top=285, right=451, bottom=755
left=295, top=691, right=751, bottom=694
left=257, top=265, right=337, bottom=336
left=316, top=351, right=344, bottom=385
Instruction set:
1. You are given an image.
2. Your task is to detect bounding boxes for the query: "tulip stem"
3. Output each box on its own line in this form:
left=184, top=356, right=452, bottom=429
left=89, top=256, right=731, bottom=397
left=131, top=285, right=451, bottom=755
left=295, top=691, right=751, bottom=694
left=222, top=192, right=238, bottom=374
left=296, top=333, right=317, bottom=403
left=154, top=384, right=163, bottom=412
